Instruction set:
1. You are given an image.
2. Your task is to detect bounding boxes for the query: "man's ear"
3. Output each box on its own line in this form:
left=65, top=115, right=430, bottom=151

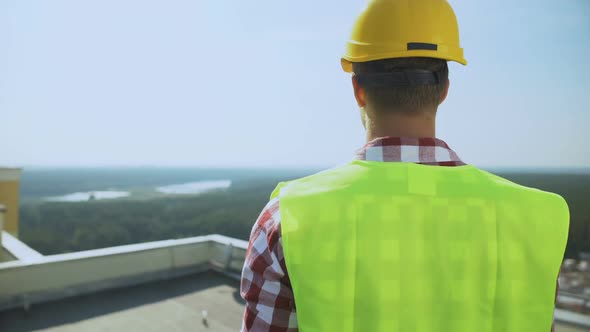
left=440, top=79, right=450, bottom=104
left=352, top=75, right=367, bottom=108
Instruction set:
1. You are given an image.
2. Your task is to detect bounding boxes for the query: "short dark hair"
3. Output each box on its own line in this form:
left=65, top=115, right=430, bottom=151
left=353, top=57, right=449, bottom=113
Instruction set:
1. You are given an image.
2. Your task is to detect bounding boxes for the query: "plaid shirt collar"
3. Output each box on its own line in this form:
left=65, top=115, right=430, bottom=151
left=355, top=136, right=465, bottom=166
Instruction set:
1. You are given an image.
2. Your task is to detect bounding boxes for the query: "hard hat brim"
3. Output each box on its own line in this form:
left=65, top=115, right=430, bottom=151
left=341, top=51, right=467, bottom=73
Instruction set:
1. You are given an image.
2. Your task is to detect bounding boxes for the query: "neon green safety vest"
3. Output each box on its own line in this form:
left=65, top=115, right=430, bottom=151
left=271, top=161, right=569, bottom=332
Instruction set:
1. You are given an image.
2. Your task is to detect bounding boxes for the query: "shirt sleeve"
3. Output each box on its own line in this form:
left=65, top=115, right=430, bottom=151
left=240, top=198, right=298, bottom=332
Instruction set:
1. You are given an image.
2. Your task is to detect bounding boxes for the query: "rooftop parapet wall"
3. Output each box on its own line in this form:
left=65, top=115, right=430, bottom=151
left=0, top=233, right=247, bottom=312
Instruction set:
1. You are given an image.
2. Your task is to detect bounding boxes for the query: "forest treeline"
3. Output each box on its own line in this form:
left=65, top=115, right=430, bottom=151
left=20, top=178, right=279, bottom=254
left=18, top=170, right=590, bottom=259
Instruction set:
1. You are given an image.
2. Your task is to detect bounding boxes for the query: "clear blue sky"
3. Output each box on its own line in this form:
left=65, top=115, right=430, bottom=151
left=1, top=0, right=588, bottom=168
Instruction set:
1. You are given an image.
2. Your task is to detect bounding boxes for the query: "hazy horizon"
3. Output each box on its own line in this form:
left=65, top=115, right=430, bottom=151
left=16, top=164, right=590, bottom=174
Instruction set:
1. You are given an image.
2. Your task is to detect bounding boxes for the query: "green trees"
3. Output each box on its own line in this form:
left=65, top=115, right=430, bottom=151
left=19, top=179, right=278, bottom=255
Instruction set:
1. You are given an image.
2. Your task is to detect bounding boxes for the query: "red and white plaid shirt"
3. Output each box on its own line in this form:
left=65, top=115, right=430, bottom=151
left=240, top=136, right=557, bottom=331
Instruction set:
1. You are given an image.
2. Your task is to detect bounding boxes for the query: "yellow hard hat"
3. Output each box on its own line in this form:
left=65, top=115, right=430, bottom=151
left=341, top=0, right=467, bottom=73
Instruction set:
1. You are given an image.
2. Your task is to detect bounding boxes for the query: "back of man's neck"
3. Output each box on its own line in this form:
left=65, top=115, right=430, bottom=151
left=365, top=111, right=436, bottom=141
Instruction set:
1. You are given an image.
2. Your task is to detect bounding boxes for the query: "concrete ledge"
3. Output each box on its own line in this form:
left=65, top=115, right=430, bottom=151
left=0, top=234, right=246, bottom=312
left=554, top=309, right=590, bottom=328
left=1, top=232, right=43, bottom=263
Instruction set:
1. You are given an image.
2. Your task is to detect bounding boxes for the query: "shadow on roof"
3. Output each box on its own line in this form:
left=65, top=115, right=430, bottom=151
left=0, top=271, right=245, bottom=332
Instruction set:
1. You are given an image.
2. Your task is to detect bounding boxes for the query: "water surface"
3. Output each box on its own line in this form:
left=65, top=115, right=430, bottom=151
left=156, top=180, right=232, bottom=195
left=46, top=191, right=130, bottom=202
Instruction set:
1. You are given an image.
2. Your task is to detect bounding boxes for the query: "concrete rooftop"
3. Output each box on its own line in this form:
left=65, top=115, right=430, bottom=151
left=0, top=271, right=244, bottom=332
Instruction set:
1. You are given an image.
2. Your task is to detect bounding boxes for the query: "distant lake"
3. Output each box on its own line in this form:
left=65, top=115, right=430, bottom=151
left=46, top=191, right=130, bottom=202
left=156, top=180, right=231, bottom=195
left=43, top=180, right=233, bottom=202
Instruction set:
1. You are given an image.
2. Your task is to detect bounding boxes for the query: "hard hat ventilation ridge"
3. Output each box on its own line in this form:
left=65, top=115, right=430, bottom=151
left=407, top=43, right=438, bottom=51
